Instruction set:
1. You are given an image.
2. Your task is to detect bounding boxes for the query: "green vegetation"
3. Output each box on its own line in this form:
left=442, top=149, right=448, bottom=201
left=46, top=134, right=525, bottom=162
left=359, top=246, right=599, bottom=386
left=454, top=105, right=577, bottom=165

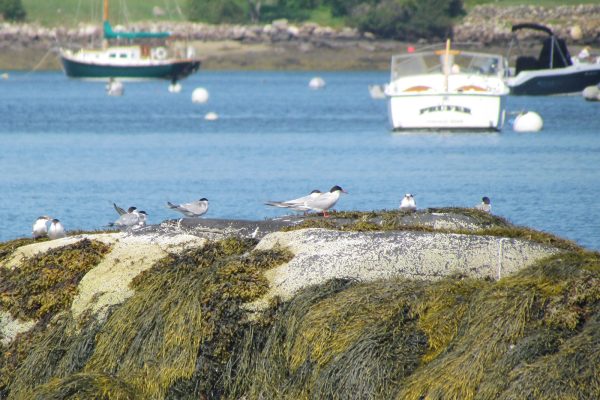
left=0, top=0, right=26, bottom=21
left=17, top=0, right=600, bottom=40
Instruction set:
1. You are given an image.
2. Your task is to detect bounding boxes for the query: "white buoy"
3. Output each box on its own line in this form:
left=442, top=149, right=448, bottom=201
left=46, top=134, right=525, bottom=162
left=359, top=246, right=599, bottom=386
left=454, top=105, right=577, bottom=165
left=204, top=112, right=219, bottom=121
left=192, top=87, right=209, bottom=103
left=168, top=82, right=182, bottom=93
left=1, top=73, right=8, bottom=80
left=368, top=84, right=386, bottom=99
left=308, top=77, right=326, bottom=89
left=513, top=111, right=543, bottom=132
left=582, top=85, right=600, bottom=101
left=106, top=80, right=124, bottom=96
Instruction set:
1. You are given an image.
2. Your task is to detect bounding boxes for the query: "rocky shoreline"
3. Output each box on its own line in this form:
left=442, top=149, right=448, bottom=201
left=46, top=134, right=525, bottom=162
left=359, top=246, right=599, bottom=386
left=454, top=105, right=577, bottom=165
left=1, top=4, right=599, bottom=71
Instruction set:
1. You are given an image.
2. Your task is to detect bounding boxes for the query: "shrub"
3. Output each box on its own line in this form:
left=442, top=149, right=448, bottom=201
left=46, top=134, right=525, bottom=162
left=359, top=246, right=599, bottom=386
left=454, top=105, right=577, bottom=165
left=0, top=0, right=26, bottom=21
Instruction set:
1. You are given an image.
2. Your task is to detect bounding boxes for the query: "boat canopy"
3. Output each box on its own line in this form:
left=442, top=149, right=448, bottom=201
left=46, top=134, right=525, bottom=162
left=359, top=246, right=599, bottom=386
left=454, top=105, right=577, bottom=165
left=511, top=23, right=554, bottom=36
left=103, top=21, right=170, bottom=40
left=510, top=23, right=572, bottom=73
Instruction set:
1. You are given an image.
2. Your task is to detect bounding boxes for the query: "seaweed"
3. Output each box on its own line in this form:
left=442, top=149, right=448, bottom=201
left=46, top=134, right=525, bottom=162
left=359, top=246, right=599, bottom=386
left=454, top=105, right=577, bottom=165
left=224, top=278, right=429, bottom=399
left=2, top=236, right=599, bottom=400
left=81, top=237, right=292, bottom=399
left=0, top=237, right=47, bottom=263
left=0, top=239, right=111, bottom=322
left=282, top=208, right=582, bottom=251
left=29, top=372, right=138, bottom=400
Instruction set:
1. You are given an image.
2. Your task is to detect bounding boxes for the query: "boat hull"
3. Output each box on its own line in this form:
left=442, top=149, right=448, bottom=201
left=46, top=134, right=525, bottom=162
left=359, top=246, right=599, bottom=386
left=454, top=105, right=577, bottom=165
left=60, top=54, right=200, bottom=82
left=507, top=65, right=600, bottom=95
left=388, top=93, right=505, bottom=131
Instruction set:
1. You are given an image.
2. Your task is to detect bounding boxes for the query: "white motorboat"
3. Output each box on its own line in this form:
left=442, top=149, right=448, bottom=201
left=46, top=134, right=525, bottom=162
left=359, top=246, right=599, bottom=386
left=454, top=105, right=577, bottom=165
left=385, top=40, right=509, bottom=131
left=506, top=23, right=600, bottom=95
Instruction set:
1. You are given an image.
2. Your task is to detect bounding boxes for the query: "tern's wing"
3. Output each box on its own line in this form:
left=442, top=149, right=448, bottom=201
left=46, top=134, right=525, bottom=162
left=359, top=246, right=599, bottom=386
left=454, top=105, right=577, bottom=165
left=167, top=201, right=196, bottom=217
left=113, top=203, right=127, bottom=216
left=265, top=193, right=313, bottom=208
left=265, top=201, right=292, bottom=208
left=180, top=201, right=208, bottom=216
left=306, top=192, right=337, bottom=211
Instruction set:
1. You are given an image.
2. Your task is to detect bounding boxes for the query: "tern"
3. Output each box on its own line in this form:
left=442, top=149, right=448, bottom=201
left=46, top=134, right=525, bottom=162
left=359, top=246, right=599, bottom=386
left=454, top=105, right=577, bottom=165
left=400, top=194, right=417, bottom=211
left=167, top=198, right=209, bottom=218
left=304, top=185, right=347, bottom=217
left=48, top=219, right=66, bottom=240
left=32, top=216, right=52, bottom=239
left=110, top=209, right=147, bottom=229
left=113, top=203, right=137, bottom=216
left=265, top=189, right=322, bottom=212
left=475, top=196, right=492, bottom=213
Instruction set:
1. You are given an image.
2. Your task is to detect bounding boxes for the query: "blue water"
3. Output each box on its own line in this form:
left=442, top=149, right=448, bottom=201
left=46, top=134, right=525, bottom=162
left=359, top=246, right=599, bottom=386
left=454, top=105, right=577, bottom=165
left=1, top=71, right=599, bottom=249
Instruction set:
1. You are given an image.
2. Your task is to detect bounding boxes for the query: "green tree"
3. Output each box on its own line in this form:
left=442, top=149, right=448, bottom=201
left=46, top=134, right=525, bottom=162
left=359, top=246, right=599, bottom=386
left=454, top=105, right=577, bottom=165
left=0, top=0, right=26, bottom=21
left=350, top=0, right=464, bottom=40
left=187, top=0, right=248, bottom=23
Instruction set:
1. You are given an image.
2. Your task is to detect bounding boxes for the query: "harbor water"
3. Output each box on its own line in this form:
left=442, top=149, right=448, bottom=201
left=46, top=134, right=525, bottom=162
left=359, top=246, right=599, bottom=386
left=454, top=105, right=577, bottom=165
left=0, top=71, right=599, bottom=249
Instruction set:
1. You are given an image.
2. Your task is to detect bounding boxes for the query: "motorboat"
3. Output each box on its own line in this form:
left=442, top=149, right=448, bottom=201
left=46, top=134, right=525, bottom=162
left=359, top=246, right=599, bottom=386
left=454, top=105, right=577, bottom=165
left=385, top=40, right=509, bottom=131
left=59, top=0, right=200, bottom=83
left=506, top=23, right=600, bottom=95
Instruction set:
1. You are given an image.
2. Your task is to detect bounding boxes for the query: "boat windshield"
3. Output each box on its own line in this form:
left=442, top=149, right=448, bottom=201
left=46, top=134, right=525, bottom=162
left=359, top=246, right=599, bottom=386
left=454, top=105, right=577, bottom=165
left=390, top=51, right=506, bottom=81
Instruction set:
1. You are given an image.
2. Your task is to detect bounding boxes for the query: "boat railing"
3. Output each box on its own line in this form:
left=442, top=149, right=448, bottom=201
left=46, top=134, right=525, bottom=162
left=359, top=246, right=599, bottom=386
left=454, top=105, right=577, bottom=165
left=390, top=51, right=506, bottom=82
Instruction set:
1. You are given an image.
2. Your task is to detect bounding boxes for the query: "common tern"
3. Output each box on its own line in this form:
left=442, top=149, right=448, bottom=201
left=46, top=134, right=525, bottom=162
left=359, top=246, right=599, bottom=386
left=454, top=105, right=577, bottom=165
left=32, top=216, right=52, bottom=239
left=400, top=194, right=417, bottom=211
left=475, top=196, right=492, bottom=213
left=48, top=219, right=66, bottom=240
left=110, top=209, right=147, bottom=229
left=113, top=203, right=137, bottom=216
left=167, top=198, right=209, bottom=217
left=304, top=185, right=347, bottom=217
left=265, top=189, right=322, bottom=212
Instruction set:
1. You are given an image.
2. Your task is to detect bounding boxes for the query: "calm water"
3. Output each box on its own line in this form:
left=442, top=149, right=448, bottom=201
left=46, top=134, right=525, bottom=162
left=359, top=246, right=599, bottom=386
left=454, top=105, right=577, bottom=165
left=0, top=71, right=599, bottom=249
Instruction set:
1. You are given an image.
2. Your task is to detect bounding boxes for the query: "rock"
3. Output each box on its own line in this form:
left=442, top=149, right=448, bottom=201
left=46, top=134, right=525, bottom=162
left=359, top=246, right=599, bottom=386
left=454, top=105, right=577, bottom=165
left=570, top=25, right=583, bottom=40
left=0, top=311, right=36, bottom=346
left=254, top=228, right=560, bottom=301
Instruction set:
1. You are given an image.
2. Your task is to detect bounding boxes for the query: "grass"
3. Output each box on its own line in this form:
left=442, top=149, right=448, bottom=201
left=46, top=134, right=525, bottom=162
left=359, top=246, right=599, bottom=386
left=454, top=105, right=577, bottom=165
left=22, top=0, right=188, bottom=26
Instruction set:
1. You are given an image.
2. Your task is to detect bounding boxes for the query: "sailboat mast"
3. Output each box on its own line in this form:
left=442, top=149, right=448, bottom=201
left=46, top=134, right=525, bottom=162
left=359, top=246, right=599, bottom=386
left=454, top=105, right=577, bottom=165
left=102, top=0, right=109, bottom=49
left=103, top=0, right=109, bottom=21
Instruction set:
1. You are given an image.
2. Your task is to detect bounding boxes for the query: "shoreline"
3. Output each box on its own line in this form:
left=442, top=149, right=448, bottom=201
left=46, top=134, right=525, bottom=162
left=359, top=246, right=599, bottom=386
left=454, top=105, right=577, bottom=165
left=1, top=4, right=599, bottom=71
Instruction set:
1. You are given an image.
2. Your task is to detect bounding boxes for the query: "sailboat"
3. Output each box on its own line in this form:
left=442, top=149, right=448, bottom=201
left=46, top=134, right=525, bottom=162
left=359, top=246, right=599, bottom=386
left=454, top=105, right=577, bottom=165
left=59, top=0, right=200, bottom=83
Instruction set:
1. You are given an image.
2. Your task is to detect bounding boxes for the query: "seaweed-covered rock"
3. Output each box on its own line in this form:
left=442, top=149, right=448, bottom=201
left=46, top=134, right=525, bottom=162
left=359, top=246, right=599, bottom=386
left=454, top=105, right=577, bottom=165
left=1, top=210, right=596, bottom=400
